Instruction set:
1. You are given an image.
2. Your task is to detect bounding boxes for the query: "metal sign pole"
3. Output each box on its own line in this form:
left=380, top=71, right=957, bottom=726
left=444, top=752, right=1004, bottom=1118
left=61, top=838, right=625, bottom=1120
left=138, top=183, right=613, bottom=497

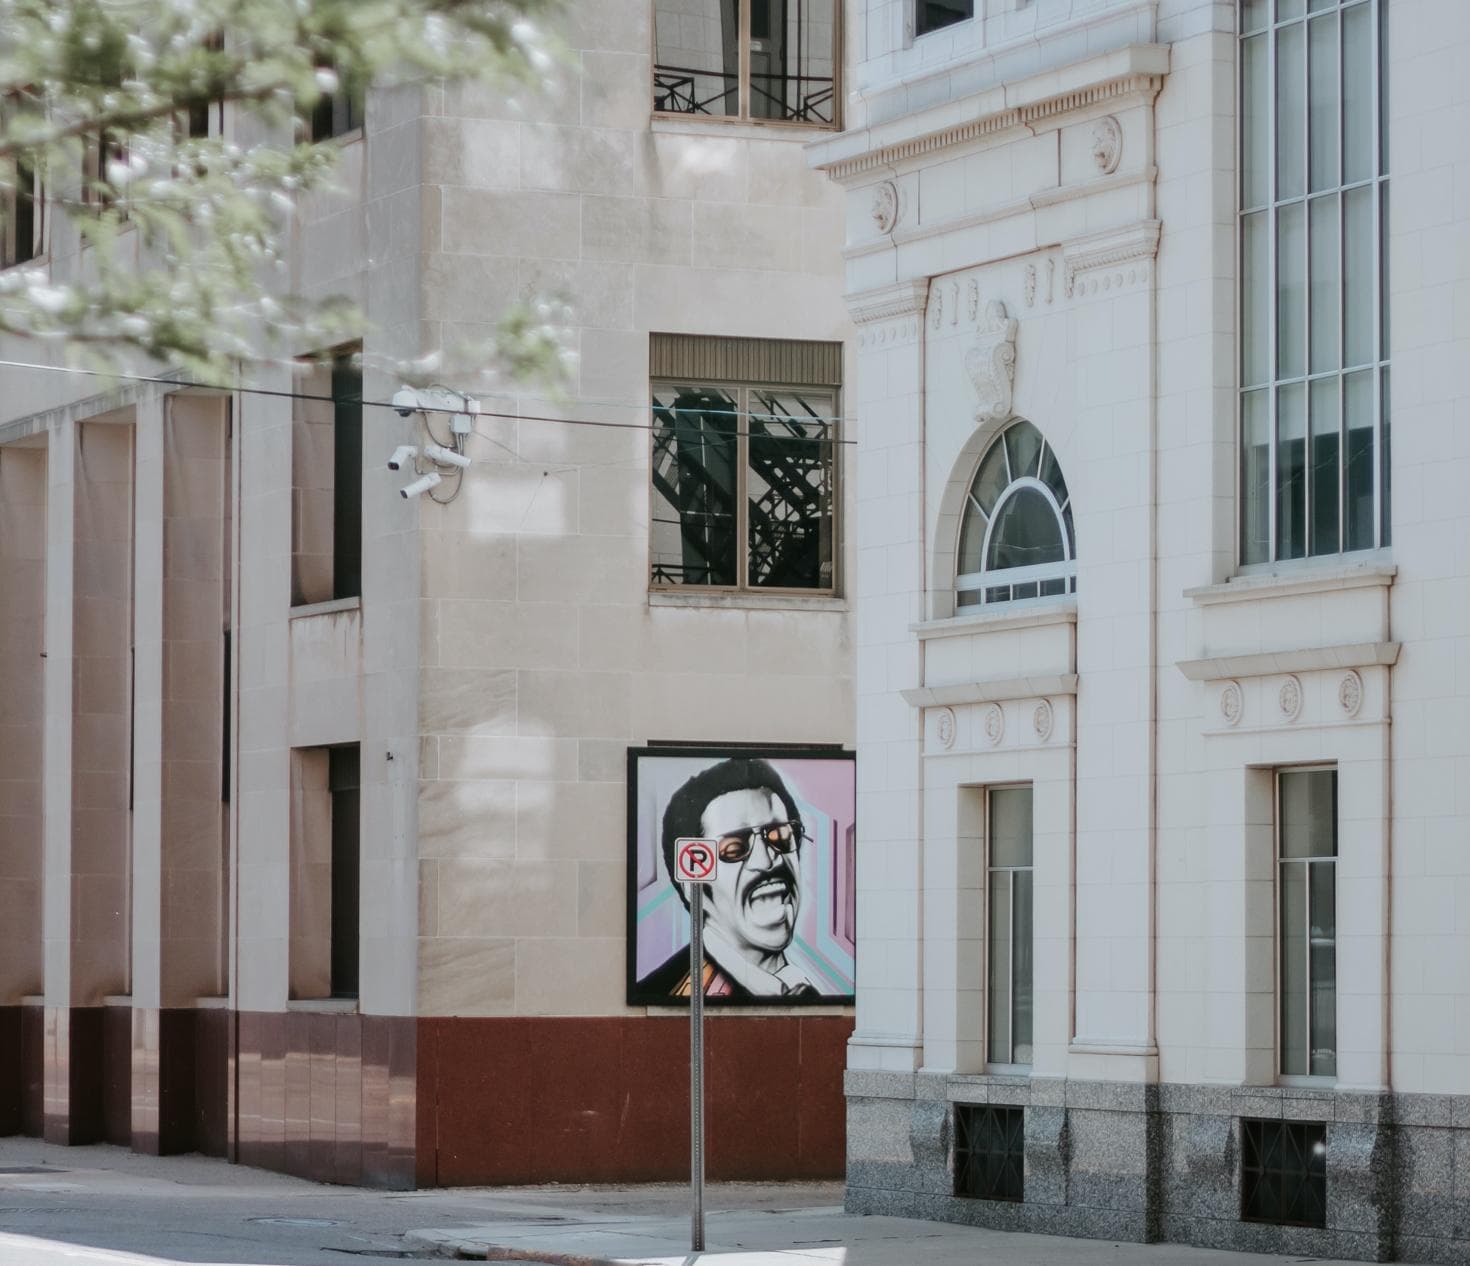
left=690, top=880, right=706, bottom=1253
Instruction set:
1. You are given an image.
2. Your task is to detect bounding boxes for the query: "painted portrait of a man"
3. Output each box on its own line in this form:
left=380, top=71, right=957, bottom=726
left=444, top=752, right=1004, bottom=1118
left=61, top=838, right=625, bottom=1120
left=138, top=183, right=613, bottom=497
left=627, top=747, right=855, bottom=1005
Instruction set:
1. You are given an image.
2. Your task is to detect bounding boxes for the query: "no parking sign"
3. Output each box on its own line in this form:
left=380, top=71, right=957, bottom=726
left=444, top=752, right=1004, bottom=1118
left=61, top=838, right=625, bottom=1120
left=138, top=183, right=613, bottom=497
left=674, top=837, right=718, bottom=884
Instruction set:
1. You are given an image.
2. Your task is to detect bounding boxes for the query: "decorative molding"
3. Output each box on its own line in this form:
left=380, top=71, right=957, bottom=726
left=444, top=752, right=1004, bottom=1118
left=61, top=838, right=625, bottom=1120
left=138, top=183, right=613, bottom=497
left=809, top=46, right=1170, bottom=181
left=912, top=598, right=1077, bottom=639
left=966, top=277, right=979, bottom=322
left=844, top=279, right=929, bottom=326
left=983, top=705, right=1005, bottom=746
left=1091, top=114, right=1122, bottom=174
left=871, top=180, right=899, bottom=234
left=1219, top=680, right=1243, bottom=727
left=1176, top=641, right=1401, bottom=683
left=1032, top=699, right=1054, bottom=742
left=1185, top=561, right=1397, bottom=605
left=1338, top=670, right=1364, bottom=718
left=935, top=707, right=957, bottom=749
left=901, top=674, right=1079, bottom=708
left=1023, top=264, right=1037, bottom=308
left=1062, top=220, right=1160, bottom=298
left=965, top=300, right=1018, bottom=427
left=1278, top=675, right=1303, bottom=722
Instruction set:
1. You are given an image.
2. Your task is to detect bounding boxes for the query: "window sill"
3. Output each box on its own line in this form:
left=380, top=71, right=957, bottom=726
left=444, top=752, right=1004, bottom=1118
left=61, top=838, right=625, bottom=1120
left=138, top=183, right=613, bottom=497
left=913, top=595, right=1076, bottom=640
left=650, top=115, right=837, bottom=141
left=286, top=997, right=359, bottom=1014
left=649, top=589, right=846, bottom=613
left=290, top=595, right=361, bottom=620
left=1188, top=557, right=1396, bottom=606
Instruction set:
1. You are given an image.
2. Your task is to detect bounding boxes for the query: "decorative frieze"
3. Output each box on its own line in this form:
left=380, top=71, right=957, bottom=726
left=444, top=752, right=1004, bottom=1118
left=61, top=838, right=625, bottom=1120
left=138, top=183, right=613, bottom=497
left=846, top=279, right=928, bottom=348
left=1062, top=220, right=1160, bottom=299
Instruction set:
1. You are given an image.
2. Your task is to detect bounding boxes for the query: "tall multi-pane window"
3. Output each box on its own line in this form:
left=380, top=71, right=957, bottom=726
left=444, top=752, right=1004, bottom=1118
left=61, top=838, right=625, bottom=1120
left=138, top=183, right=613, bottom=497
left=987, top=786, right=1033, bottom=1068
left=1278, top=768, right=1337, bottom=1079
left=1239, top=0, right=1389, bottom=565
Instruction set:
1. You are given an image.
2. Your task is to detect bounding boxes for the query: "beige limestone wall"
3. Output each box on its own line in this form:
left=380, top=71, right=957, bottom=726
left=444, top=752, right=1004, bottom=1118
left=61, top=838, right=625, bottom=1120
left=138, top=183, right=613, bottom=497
left=412, top=0, right=854, bottom=1018
left=0, top=442, right=48, bottom=1000
left=70, top=417, right=135, bottom=1002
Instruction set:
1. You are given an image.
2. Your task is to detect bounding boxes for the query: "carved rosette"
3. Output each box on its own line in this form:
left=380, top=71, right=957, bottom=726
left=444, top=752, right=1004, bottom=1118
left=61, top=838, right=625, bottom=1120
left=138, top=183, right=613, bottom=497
left=935, top=707, right=957, bottom=750
left=1278, top=675, right=1303, bottom=722
left=965, top=300, right=1018, bottom=427
left=983, top=705, right=1005, bottom=746
left=1219, top=681, right=1243, bottom=728
left=871, top=180, right=899, bottom=235
left=1032, top=700, right=1054, bottom=742
left=1091, top=115, right=1122, bottom=175
left=1338, top=670, right=1363, bottom=718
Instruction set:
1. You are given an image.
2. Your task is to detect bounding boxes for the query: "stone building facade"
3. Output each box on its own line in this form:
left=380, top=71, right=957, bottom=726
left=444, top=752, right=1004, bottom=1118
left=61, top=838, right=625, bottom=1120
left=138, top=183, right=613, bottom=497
left=812, top=0, right=1468, bottom=1261
left=0, top=0, right=855, bottom=1185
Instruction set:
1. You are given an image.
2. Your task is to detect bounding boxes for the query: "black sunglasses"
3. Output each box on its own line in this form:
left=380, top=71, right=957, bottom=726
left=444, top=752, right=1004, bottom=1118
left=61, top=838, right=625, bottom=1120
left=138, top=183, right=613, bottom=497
left=716, top=820, right=807, bottom=863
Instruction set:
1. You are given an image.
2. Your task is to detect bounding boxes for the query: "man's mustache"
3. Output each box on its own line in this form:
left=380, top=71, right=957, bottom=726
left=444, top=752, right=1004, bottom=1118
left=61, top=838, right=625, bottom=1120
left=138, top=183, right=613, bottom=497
left=740, top=861, right=797, bottom=907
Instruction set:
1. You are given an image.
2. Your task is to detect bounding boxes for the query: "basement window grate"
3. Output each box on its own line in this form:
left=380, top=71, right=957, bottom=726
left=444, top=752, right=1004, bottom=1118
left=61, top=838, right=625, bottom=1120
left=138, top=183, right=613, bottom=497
left=954, top=1103, right=1024, bottom=1202
left=1240, top=1118, right=1327, bottom=1228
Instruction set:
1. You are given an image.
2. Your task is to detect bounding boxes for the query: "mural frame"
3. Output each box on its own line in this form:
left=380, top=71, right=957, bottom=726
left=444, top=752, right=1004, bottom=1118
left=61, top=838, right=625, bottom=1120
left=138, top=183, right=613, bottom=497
left=625, top=743, right=857, bottom=1008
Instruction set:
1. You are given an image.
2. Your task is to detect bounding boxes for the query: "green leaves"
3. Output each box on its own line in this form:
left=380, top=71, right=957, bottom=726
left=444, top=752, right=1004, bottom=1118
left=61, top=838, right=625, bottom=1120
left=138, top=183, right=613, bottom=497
left=0, top=0, right=568, bottom=385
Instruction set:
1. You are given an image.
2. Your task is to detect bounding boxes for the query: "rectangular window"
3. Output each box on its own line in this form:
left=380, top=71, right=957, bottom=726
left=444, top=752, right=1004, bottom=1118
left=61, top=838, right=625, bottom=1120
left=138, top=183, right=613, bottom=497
left=954, top=1104, right=1024, bottom=1202
left=650, top=334, right=839, bottom=594
left=1278, top=767, right=1336, bottom=1079
left=1240, top=1117, right=1328, bottom=1228
left=1239, top=0, right=1389, bottom=565
left=328, top=745, right=360, bottom=999
left=653, top=0, right=838, bottom=127
left=916, top=0, right=972, bottom=38
left=289, top=743, right=360, bottom=1000
left=0, top=155, right=41, bottom=268
left=987, top=786, right=1033, bottom=1067
left=291, top=349, right=362, bottom=606
left=309, top=61, right=365, bottom=141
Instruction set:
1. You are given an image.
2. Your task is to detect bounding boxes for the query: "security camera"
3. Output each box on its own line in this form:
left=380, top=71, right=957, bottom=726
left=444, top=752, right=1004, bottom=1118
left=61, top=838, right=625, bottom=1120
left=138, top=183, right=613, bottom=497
left=387, top=445, right=417, bottom=471
left=423, top=441, right=472, bottom=470
left=400, top=471, right=442, bottom=499
left=392, top=386, right=419, bottom=417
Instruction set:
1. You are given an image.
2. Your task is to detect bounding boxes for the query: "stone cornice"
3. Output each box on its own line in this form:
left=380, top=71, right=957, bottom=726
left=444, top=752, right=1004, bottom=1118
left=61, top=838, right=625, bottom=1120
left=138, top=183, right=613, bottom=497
left=1176, top=642, right=1402, bottom=683
left=1061, top=219, right=1161, bottom=296
left=901, top=674, right=1079, bottom=708
left=844, top=279, right=929, bottom=326
left=808, top=44, right=1170, bottom=182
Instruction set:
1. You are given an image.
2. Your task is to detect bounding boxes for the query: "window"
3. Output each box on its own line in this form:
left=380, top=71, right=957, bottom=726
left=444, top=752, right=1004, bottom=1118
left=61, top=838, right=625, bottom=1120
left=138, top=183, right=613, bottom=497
left=653, top=0, right=837, bottom=126
left=309, top=61, right=364, bottom=141
left=1240, top=1118, right=1328, bottom=1228
left=650, top=334, right=839, bottom=594
left=288, top=744, right=360, bottom=1000
left=987, top=786, right=1033, bottom=1067
left=291, top=348, right=362, bottom=606
left=1239, top=0, right=1389, bottom=565
left=916, top=0, right=973, bottom=38
left=1277, top=767, right=1336, bottom=1079
left=182, top=33, right=226, bottom=139
left=954, top=1104, right=1024, bottom=1202
left=956, top=420, right=1075, bottom=608
left=0, top=154, right=41, bottom=268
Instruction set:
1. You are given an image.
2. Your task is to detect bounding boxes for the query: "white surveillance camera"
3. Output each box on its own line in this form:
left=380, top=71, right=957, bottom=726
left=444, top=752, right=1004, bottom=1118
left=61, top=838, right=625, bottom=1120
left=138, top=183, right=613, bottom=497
left=387, top=445, right=417, bottom=472
left=400, top=471, right=442, bottom=499
left=423, top=441, right=472, bottom=470
left=392, top=386, right=420, bottom=417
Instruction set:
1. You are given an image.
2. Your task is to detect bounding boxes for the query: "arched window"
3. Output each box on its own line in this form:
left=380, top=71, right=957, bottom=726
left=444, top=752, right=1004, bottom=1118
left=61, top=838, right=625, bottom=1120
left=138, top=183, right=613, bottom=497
left=956, top=420, right=1075, bottom=608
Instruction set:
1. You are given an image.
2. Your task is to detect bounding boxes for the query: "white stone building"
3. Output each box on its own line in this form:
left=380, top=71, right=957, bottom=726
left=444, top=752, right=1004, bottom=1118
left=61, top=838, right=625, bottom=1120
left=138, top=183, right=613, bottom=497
left=0, top=0, right=857, bottom=1186
left=811, top=0, right=1466, bottom=1259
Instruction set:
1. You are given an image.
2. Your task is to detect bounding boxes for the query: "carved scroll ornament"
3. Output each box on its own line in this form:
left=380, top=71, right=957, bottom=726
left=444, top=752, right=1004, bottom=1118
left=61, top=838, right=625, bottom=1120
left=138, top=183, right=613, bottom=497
left=964, top=299, right=1018, bottom=427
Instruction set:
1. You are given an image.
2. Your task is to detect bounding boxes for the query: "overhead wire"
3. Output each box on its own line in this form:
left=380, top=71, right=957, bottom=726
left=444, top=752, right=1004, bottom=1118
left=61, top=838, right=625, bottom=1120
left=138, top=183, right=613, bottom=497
left=0, top=355, right=857, bottom=444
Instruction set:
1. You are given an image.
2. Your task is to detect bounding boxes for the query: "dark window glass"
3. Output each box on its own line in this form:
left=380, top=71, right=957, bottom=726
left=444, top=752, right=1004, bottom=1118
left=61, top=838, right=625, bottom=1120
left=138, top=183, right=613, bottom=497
left=329, top=745, right=360, bottom=1000
left=652, top=386, right=740, bottom=587
left=747, top=391, right=833, bottom=589
left=1240, top=1118, right=1327, bottom=1228
left=332, top=353, right=362, bottom=600
left=311, top=64, right=364, bottom=141
left=986, top=488, right=1065, bottom=574
left=917, top=0, right=972, bottom=37
left=955, top=1104, right=1024, bottom=1202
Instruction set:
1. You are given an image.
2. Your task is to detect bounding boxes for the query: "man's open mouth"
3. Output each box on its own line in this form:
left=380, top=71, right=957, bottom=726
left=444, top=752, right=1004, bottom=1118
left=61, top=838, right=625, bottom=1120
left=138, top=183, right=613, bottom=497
left=744, top=875, right=794, bottom=908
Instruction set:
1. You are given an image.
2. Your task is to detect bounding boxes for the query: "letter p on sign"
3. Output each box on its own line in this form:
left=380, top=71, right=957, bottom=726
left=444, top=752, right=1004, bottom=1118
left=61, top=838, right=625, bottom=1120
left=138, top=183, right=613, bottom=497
left=675, top=837, right=719, bottom=884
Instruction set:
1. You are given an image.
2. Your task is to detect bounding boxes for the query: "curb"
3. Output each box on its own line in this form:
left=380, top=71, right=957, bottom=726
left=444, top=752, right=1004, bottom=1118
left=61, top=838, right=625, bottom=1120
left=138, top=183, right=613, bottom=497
left=404, top=1228, right=621, bottom=1265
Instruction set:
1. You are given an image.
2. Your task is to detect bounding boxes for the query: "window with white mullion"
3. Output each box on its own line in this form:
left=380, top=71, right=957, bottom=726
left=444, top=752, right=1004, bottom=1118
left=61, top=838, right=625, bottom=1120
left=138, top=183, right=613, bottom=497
left=1239, top=0, right=1388, bottom=566
left=987, top=786, right=1033, bottom=1070
left=1277, top=768, right=1337, bottom=1080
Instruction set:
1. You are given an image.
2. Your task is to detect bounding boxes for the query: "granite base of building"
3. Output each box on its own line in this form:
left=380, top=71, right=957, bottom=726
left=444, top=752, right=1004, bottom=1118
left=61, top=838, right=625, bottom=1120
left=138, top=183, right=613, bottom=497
left=846, top=1072, right=1470, bottom=1265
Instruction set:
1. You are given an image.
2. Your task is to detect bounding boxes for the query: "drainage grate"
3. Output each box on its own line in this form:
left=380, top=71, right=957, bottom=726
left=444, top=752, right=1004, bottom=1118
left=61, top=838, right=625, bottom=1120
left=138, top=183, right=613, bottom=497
left=1240, top=1117, right=1327, bottom=1229
left=954, top=1103, right=1025, bottom=1202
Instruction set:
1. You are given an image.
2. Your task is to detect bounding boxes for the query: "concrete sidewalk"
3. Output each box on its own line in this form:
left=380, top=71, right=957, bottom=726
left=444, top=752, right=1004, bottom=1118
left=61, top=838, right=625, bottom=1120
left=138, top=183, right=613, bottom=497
left=404, top=1203, right=1362, bottom=1266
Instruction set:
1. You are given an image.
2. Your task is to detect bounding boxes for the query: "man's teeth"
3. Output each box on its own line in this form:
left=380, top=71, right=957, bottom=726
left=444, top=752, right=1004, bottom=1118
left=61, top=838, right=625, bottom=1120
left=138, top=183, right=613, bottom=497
left=749, top=879, right=790, bottom=901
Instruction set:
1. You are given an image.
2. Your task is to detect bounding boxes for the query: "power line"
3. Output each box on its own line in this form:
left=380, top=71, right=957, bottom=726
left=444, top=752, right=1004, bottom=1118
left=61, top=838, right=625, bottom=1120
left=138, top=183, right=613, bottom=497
left=0, top=355, right=858, bottom=444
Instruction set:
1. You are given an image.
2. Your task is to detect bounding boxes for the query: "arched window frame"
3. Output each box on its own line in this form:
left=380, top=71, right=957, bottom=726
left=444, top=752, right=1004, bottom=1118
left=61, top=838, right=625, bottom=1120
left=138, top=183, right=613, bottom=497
left=955, top=421, right=1076, bottom=608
